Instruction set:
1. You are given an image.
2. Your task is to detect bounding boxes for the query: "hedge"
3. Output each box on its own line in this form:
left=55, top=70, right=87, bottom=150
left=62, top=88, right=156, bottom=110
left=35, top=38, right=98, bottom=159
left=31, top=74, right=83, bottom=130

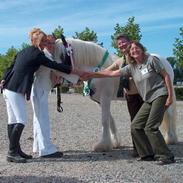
left=60, top=85, right=183, bottom=101
left=174, top=86, right=183, bottom=100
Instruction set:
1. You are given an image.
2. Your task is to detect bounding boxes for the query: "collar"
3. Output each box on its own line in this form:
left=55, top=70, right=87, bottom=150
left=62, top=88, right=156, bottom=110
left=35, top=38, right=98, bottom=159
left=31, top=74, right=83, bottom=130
left=43, top=48, right=53, bottom=60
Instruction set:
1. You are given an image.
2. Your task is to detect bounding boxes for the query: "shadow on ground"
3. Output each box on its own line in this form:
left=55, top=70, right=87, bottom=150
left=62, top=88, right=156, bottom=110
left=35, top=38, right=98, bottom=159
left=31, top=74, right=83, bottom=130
left=15, top=142, right=183, bottom=164
left=0, top=176, right=83, bottom=183
left=30, top=145, right=134, bottom=163
left=169, top=142, right=183, bottom=163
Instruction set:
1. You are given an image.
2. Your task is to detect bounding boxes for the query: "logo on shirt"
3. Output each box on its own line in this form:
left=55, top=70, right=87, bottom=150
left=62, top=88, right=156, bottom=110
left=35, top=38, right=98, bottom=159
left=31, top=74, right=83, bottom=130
left=141, top=67, right=148, bottom=75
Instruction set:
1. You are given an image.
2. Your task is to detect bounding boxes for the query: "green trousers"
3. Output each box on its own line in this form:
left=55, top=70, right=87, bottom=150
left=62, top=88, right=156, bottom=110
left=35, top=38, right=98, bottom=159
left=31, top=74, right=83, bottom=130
left=131, top=95, right=174, bottom=160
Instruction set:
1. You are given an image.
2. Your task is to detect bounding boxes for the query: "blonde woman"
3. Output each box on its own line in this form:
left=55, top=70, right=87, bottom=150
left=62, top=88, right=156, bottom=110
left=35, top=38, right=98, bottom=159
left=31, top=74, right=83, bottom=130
left=2, top=30, right=82, bottom=163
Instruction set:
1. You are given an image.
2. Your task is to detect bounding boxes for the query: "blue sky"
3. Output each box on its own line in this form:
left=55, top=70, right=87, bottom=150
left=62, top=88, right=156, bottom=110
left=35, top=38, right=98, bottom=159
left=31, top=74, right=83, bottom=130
left=0, top=0, right=183, bottom=57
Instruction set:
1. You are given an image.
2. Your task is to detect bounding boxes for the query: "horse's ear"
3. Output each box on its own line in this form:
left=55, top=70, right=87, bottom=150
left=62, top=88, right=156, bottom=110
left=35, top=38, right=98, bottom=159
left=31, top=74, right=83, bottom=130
left=60, top=34, right=67, bottom=47
left=60, top=34, right=64, bottom=39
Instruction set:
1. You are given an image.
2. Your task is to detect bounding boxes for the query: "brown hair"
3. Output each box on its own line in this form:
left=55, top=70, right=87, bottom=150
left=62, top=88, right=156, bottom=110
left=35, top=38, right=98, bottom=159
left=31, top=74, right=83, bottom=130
left=115, top=33, right=131, bottom=42
left=46, top=34, right=56, bottom=42
left=126, top=41, right=147, bottom=64
left=130, top=41, right=146, bottom=53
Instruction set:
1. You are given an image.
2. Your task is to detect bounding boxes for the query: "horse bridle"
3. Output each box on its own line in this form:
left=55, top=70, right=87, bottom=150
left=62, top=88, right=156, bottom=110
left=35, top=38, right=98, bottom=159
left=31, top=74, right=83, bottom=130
left=54, top=34, right=74, bottom=113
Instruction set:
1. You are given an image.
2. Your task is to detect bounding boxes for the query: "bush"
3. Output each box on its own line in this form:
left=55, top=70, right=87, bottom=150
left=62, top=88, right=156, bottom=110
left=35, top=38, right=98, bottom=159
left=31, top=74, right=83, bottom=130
left=61, top=84, right=183, bottom=101
left=174, top=86, right=183, bottom=100
left=74, top=85, right=83, bottom=94
left=61, top=86, right=69, bottom=93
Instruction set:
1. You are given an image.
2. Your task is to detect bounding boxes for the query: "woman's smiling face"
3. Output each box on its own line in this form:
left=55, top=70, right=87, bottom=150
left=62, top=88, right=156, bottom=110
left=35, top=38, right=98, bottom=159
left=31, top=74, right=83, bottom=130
left=130, top=43, right=144, bottom=59
left=117, top=38, right=131, bottom=54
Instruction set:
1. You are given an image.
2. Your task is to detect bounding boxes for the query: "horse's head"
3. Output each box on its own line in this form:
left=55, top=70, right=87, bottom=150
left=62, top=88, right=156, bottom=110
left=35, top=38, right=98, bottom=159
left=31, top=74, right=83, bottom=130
left=54, top=39, right=69, bottom=64
left=54, top=38, right=118, bottom=71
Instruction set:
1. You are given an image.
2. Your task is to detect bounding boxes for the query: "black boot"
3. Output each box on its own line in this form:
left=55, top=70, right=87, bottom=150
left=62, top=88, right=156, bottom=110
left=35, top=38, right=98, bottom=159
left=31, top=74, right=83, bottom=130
left=7, top=123, right=26, bottom=163
left=8, top=124, right=32, bottom=159
left=18, top=145, right=32, bottom=159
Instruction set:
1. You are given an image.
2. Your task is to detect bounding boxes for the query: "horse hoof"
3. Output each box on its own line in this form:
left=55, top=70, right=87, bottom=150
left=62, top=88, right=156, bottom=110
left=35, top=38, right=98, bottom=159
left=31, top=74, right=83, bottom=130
left=93, top=143, right=112, bottom=152
left=165, top=139, right=178, bottom=145
left=113, top=141, right=121, bottom=149
left=165, top=135, right=178, bottom=145
left=111, top=136, right=121, bottom=148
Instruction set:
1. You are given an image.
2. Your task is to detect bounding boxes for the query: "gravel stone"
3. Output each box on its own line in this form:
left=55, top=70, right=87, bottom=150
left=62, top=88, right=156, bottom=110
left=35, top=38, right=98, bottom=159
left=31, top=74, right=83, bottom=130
left=0, top=93, right=183, bottom=183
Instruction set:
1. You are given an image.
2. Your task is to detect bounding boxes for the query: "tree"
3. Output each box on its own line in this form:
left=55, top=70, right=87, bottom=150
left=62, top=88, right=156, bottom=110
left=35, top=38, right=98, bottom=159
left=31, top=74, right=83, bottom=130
left=6, top=46, right=18, bottom=59
left=167, top=57, right=183, bottom=84
left=21, top=42, right=30, bottom=50
left=52, top=25, right=64, bottom=39
left=0, top=55, right=8, bottom=79
left=73, top=27, right=101, bottom=44
left=0, top=47, right=18, bottom=79
left=111, top=16, right=142, bottom=56
left=167, top=57, right=177, bottom=68
left=173, top=27, right=183, bottom=69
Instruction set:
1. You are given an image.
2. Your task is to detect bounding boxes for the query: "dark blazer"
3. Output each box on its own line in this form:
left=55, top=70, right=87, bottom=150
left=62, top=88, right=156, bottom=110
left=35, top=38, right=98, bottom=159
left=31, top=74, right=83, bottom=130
left=3, top=46, right=71, bottom=100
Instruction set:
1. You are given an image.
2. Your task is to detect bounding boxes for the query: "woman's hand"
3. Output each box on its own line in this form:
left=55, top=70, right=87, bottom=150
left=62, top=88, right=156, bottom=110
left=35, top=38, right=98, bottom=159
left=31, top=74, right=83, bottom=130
left=80, top=72, right=94, bottom=81
left=165, top=95, right=173, bottom=107
left=71, top=69, right=84, bottom=77
left=160, top=69, right=174, bottom=108
left=71, top=69, right=93, bottom=80
left=0, top=80, right=5, bottom=89
left=50, top=71, right=62, bottom=86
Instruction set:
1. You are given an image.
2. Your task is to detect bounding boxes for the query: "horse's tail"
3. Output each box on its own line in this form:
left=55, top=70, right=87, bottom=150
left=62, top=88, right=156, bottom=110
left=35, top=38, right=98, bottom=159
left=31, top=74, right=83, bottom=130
left=172, top=91, right=177, bottom=136
left=161, top=89, right=178, bottom=144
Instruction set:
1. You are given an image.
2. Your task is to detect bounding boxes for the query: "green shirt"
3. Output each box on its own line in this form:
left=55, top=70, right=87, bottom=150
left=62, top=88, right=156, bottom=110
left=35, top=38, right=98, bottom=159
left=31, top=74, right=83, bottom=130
left=120, top=55, right=168, bottom=102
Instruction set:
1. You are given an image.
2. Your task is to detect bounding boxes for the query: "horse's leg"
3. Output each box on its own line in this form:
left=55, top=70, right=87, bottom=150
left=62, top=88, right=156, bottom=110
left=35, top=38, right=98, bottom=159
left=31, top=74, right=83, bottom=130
left=109, top=114, right=121, bottom=148
left=93, top=96, right=113, bottom=152
left=161, top=94, right=178, bottom=144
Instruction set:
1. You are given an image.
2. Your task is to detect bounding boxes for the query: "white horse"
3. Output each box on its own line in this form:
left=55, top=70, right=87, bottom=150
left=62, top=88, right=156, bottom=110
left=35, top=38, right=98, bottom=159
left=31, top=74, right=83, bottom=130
left=151, top=54, right=177, bottom=145
left=54, top=38, right=178, bottom=152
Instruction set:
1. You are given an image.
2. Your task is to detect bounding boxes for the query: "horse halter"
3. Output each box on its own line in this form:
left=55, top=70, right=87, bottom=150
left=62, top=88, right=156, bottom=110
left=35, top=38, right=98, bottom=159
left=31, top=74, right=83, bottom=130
left=60, top=34, right=75, bottom=69
left=54, top=34, right=75, bottom=113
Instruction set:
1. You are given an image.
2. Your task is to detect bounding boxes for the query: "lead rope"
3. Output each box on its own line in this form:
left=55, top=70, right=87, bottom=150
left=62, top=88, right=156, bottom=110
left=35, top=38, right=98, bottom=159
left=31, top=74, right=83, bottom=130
left=56, top=85, right=63, bottom=113
left=56, top=34, right=74, bottom=112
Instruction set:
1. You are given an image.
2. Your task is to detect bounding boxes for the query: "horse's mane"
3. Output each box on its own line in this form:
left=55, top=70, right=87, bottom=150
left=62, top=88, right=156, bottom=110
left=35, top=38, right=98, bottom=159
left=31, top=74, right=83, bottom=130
left=55, top=38, right=117, bottom=69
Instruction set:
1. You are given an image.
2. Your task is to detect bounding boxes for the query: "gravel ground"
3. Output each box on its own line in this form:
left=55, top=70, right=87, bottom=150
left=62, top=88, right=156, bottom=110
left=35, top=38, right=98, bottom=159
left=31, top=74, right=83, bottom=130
left=0, top=93, right=183, bottom=183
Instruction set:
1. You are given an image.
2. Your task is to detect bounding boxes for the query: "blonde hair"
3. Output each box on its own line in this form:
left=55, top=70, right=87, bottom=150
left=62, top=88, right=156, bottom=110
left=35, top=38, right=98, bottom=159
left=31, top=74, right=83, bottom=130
left=29, top=28, right=46, bottom=46
left=29, top=28, right=46, bottom=43
left=37, top=33, right=47, bottom=45
left=29, top=28, right=42, bottom=38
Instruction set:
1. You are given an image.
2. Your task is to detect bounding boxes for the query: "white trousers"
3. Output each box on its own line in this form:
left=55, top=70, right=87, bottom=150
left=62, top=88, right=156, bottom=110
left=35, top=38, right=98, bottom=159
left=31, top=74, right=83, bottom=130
left=3, top=89, right=27, bottom=125
left=31, top=86, right=57, bottom=156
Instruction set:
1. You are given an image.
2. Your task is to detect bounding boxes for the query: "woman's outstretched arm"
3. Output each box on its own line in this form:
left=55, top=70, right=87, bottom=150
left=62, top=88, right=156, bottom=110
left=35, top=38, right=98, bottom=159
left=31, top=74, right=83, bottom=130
left=81, top=69, right=122, bottom=81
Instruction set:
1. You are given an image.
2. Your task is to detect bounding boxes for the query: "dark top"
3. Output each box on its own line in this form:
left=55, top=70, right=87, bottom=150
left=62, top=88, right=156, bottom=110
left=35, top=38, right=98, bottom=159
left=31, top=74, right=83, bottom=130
left=3, top=46, right=71, bottom=99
